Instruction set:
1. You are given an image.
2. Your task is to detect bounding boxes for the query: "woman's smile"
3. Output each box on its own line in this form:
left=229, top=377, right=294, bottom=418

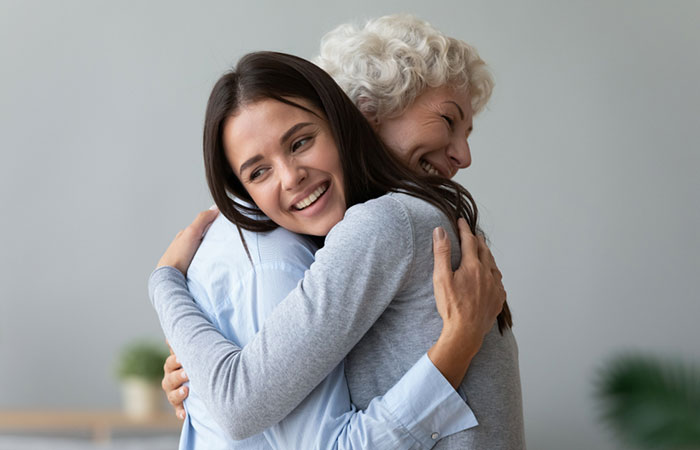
left=291, top=181, right=330, bottom=211
left=223, top=98, right=346, bottom=237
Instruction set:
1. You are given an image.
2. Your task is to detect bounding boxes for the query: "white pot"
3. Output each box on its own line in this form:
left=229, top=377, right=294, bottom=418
left=121, top=377, right=162, bottom=419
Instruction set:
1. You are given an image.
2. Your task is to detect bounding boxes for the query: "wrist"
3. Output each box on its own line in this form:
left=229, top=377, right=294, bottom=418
left=428, top=326, right=482, bottom=389
left=437, top=324, right=482, bottom=361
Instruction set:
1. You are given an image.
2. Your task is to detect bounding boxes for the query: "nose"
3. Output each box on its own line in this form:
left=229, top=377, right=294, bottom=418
left=279, top=161, right=307, bottom=191
left=446, top=138, right=472, bottom=170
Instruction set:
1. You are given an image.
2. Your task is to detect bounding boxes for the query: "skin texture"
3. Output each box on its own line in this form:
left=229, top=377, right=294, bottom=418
left=375, top=85, right=474, bottom=179
left=224, top=98, right=346, bottom=237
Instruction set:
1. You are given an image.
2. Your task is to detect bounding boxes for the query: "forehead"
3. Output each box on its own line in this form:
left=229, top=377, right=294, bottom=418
left=226, top=99, right=317, bottom=140
left=413, top=85, right=473, bottom=120
left=223, top=98, right=321, bottom=161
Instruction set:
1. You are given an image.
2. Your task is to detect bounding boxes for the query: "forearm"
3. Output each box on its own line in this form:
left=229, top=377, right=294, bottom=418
left=266, top=356, right=477, bottom=450
left=427, top=322, right=482, bottom=389
left=149, top=238, right=406, bottom=439
left=149, top=198, right=415, bottom=440
left=149, top=267, right=252, bottom=437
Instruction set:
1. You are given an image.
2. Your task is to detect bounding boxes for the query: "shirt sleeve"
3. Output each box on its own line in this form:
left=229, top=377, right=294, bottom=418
left=265, top=354, right=478, bottom=450
left=149, top=196, right=471, bottom=441
left=189, top=259, right=478, bottom=449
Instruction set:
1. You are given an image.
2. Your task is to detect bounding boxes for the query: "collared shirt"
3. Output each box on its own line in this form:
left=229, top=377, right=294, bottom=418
left=175, top=213, right=478, bottom=449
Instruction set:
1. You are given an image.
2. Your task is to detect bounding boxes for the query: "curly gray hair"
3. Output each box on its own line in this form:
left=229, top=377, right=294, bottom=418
left=316, top=14, right=493, bottom=121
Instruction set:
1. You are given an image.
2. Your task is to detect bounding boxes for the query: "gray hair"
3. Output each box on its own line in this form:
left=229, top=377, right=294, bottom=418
left=316, top=14, right=494, bottom=121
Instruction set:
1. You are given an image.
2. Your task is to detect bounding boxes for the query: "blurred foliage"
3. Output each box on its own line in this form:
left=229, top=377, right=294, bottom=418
left=596, top=354, right=700, bottom=449
left=116, top=340, right=170, bottom=382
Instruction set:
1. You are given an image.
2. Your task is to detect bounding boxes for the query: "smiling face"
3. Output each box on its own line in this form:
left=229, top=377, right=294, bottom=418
left=375, top=85, right=474, bottom=179
left=223, top=98, right=346, bottom=237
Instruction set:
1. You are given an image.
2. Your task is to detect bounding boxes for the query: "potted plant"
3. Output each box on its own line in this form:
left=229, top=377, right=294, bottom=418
left=596, top=353, right=700, bottom=449
left=116, top=340, right=170, bottom=419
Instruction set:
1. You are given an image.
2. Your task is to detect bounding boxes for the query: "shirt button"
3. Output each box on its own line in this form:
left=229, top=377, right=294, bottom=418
left=431, top=432, right=439, bottom=440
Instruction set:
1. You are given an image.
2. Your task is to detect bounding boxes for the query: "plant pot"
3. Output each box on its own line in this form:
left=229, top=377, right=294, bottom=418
left=121, top=377, right=162, bottom=419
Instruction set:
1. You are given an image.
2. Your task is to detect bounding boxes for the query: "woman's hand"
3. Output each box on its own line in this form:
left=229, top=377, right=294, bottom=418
left=157, top=208, right=219, bottom=275
left=427, top=217, right=507, bottom=388
left=433, top=217, right=505, bottom=339
left=162, top=343, right=190, bottom=420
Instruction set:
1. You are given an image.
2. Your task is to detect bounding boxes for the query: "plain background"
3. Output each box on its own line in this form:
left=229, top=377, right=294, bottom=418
left=1, top=0, right=698, bottom=449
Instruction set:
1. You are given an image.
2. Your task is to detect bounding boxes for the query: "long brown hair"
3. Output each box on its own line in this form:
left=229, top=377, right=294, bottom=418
left=202, top=51, right=512, bottom=332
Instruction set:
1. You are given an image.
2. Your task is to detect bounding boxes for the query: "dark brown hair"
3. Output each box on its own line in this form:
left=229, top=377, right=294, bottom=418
left=202, top=51, right=511, bottom=332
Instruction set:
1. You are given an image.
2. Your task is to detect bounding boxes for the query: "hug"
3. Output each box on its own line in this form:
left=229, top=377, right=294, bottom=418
left=150, top=14, right=524, bottom=450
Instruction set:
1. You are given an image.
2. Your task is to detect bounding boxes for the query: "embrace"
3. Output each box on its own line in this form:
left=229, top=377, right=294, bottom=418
left=149, top=14, right=525, bottom=450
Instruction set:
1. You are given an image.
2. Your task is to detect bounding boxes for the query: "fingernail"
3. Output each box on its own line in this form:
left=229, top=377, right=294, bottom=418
left=175, top=356, right=179, bottom=364
left=181, top=371, right=187, bottom=379
left=179, top=411, right=185, bottom=419
left=179, top=388, right=185, bottom=395
left=209, top=204, right=219, bottom=211
left=433, top=227, right=446, bottom=241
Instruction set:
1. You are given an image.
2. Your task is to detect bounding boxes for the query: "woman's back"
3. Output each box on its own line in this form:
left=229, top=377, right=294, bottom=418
left=336, top=193, right=525, bottom=449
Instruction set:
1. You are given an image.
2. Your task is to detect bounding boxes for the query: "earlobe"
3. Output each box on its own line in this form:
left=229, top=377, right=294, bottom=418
left=356, top=97, right=380, bottom=131
left=360, top=109, right=380, bottom=131
left=370, top=117, right=381, bottom=132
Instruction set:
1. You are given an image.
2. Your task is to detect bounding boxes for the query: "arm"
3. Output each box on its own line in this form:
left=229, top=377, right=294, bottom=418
left=150, top=199, right=415, bottom=439
left=200, top=262, right=479, bottom=449
left=266, top=356, right=476, bottom=450
left=151, top=198, right=502, bottom=440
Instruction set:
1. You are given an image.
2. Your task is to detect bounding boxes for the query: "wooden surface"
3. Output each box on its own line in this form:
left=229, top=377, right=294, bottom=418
left=0, top=410, right=182, bottom=442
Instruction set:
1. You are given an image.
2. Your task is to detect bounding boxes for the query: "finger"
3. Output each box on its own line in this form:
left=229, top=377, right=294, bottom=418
left=481, top=238, right=503, bottom=281
left=477, top=237, right=503, bottom=281
left=190, top=209, right=219, bottom=238
left=432, top=227, right=453, bottom=286
left=458, top=218, right=478, bottom=265
left=167, top=385, right=189, bottom=409
left=163, top=368, right=188, bottom=391
left=175, top=405, right=186, bottom=420
left=163, top=353, right=182, bottom=372
left=476, top=234, right=487, bottom=262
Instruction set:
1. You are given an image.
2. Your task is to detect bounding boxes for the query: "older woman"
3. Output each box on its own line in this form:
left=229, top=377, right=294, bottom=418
left=157, top=14, right=523, bottom=449
left=316, top=14, right=493, bottom=180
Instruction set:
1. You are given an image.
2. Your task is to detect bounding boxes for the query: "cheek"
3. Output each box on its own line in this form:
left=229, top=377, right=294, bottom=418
left=248, top=187, right=279, bottom=218
left=377, top=123, right=412, bottom=162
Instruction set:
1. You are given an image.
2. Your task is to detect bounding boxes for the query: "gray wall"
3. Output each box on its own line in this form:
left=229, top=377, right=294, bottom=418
left=1, top=1, right=698, bottom=449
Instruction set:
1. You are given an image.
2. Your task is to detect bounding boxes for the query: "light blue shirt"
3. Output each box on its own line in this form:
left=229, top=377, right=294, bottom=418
left=177, top=213, right=478, bottom=449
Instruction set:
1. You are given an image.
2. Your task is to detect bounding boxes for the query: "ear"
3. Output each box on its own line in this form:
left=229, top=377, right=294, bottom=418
left=356, top=96, right=380, bottom=131
left=366, top=114, right=381, bottom=132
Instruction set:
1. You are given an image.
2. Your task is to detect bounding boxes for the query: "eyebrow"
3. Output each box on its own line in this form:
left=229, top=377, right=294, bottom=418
left=280, top=122, right=313, bottom=146
left=238, top=155, right=264, bottom=176
left=238, top=122, right=314, bottom=175
left=443, top=101, right=465, bottom=120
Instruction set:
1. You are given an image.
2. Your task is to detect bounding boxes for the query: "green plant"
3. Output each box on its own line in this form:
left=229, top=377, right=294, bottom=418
left=596, top=353, right=700, bottom=449
left=116, top=340, right=170, bottom=382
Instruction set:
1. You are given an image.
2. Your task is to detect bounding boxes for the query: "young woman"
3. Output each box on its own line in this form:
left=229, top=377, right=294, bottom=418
left=151, top=52, right=523, bottom=449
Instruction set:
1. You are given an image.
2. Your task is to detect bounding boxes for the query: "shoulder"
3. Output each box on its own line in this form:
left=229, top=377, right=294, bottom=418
left=337, top=193, right=412, bottom=232
left=323, top=193, right=419, bottom=260
left=190, top=214, right=317, bottom=280
left=335, top=192, right=448, bottom=238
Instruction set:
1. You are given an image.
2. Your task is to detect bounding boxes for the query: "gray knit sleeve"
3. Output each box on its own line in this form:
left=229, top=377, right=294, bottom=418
left=148, top=196, right=416, bottom=440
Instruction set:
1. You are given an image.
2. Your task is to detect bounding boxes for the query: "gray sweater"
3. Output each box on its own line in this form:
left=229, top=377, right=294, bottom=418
left=149, top=192, right=525, bottom=449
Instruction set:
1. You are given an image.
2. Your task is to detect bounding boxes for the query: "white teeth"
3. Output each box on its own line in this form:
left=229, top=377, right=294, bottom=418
left=420, top=160, right=439, bottom=176
left=294, top=184, right=328, bottom=210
